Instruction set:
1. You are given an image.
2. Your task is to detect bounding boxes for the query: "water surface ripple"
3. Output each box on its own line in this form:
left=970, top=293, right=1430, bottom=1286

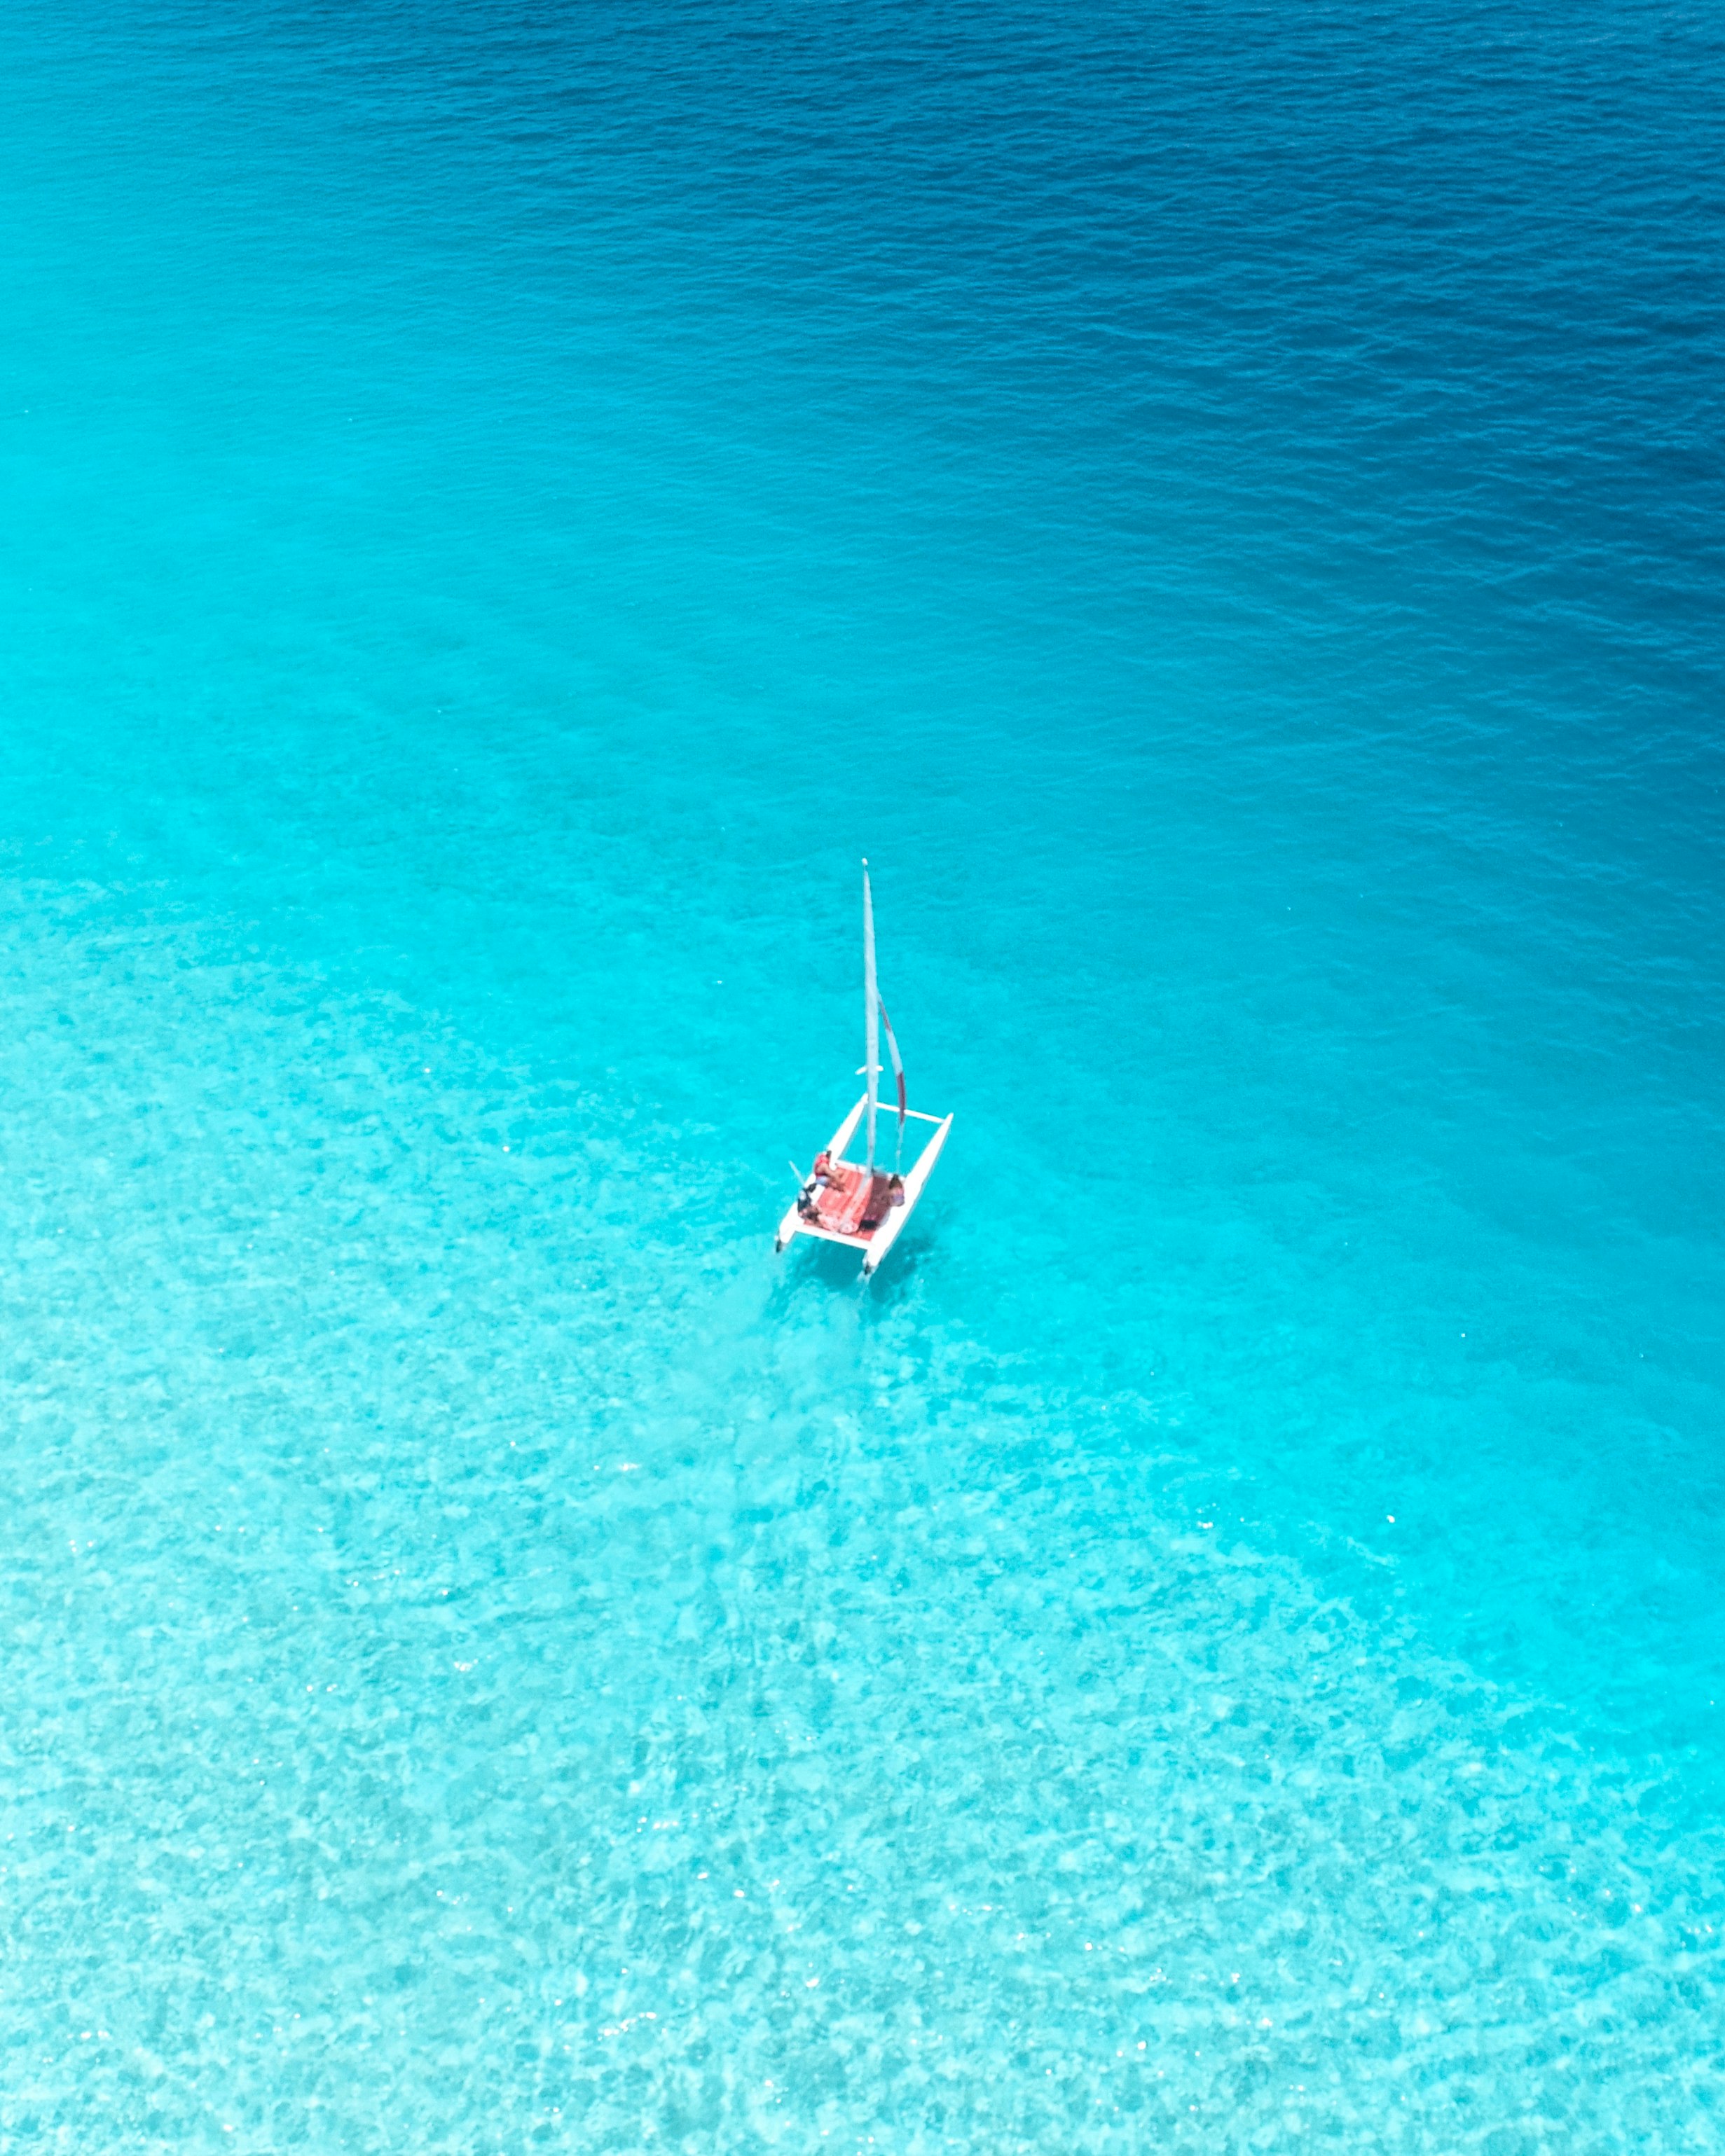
left=1, top=1, right=1721, bottom=2148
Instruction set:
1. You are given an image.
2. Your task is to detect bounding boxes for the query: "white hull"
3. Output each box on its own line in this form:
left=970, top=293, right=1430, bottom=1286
left=776, top=1098, right=867, bottom=1253
left=861, top=1112, right=951, bottom=1274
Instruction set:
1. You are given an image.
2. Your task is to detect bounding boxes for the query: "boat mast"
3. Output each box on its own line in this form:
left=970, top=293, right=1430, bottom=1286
left=862, top=859, right=879, bottom=1170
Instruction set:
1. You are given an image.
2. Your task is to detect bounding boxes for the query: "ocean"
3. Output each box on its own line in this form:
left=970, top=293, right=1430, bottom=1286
left=1, top=1, right=1721, bottom=2147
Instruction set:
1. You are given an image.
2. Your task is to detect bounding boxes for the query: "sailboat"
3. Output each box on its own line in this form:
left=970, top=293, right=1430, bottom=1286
left=776, top=862, right=954, bottom=1276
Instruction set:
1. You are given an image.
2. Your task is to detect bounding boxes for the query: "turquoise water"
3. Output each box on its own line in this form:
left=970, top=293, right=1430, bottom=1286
left=4, top=1, right=1724, bottom=2146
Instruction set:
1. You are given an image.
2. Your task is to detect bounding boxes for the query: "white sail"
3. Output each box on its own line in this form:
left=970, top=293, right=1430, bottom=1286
left=863, top=860, right=879, bottom=1170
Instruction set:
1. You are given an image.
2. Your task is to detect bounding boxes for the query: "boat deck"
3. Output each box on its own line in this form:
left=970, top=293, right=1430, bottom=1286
left=795, top=1159, right=900, bottom=1244
left=776, top=1091, right=952, bottom=1275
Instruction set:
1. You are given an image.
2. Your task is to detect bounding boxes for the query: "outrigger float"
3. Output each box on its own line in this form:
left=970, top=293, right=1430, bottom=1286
left=776, top=862, right=953, bottom=1278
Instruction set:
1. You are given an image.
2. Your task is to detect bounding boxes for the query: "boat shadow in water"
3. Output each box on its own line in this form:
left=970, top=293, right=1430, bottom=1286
left=769, top=1226, right=933, bottom=1304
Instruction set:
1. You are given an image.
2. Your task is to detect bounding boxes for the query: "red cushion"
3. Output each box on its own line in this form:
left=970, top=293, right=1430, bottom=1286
left=814, top=1165, right=888, bottom=1238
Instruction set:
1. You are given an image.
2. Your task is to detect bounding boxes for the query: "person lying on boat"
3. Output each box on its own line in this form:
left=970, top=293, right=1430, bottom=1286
left=797, top=1154, right=836, bottom=1222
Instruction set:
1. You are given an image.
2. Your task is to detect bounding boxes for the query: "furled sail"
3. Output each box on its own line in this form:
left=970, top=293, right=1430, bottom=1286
left=877, top=995, right=907, bottom=1135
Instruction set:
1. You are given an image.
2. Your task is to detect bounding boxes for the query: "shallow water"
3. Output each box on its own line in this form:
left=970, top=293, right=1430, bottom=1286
left=1, top=2, right=1722, bottom=2148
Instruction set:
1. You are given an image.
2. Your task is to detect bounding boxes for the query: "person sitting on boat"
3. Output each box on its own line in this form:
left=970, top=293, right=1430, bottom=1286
left=812, top=1150, right=836, bottom=1185
left=887, top=1175, right=905, bottom=1206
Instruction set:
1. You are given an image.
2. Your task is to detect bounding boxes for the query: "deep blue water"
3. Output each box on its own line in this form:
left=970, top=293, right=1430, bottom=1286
left=2, top=1, right=1723, bottom=2147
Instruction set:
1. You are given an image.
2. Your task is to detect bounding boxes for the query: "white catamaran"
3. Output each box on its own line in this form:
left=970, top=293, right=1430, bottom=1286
left=776, top=863, right=954, bottom=1276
